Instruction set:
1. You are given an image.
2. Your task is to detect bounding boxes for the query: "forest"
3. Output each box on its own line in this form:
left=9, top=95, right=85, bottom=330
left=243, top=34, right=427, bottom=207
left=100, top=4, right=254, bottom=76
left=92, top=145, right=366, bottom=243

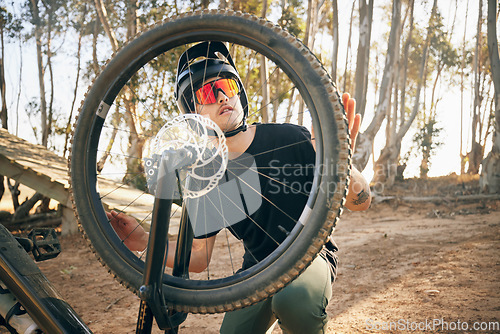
left=0, top=2, right=499, bottom=333
left=0, top=0, right=499, bottom=202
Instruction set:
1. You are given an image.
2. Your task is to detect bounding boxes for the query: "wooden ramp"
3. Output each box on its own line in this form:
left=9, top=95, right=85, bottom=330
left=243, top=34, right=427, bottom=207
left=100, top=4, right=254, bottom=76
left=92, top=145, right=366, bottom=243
left=0, top=128, right=157, bottom=234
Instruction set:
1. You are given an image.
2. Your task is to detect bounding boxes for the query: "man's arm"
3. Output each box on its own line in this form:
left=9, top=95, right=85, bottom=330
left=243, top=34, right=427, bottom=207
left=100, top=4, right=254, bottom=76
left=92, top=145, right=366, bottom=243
left=345, top=166, right=371, bottom=211
left=107, top=210, right=216, bottom=273
left=166, top=234, right=216, bottom=273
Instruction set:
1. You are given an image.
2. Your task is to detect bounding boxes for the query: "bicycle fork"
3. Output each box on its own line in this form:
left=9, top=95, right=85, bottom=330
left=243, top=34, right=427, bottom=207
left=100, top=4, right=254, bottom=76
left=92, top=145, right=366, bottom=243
left=136, top=148, right=195, bottom=334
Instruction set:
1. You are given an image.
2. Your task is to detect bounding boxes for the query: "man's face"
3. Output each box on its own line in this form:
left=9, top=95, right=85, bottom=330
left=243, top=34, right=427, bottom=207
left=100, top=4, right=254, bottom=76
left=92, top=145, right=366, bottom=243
left=194, top=77, right=244, bottom=132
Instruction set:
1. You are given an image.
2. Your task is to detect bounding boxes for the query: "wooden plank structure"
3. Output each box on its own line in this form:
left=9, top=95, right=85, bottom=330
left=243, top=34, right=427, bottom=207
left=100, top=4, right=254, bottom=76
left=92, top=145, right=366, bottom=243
left=0, top=128, right=158, bottom=235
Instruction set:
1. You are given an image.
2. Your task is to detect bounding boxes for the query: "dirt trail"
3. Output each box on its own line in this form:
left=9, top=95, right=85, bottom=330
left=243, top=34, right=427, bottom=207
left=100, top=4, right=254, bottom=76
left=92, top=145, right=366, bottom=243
left=2, top=176, right=499, bottom=333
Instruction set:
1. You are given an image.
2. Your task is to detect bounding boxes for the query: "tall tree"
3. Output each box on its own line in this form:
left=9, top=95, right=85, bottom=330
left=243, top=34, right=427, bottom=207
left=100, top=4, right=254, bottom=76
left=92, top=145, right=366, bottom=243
left=41, top=0, right=59, bottom=151
left=0, top=6, right=8, bottom=202
left=331, top=0, right=339, bottom=79
left=365, top=0, right=402, bottom=184
left=480, top=0, right=500, bottom=193
left=259, top=0, right=270, bottom=123
left=360, top=0, right=438, bottom=186
left=468, top=0, right=485, bottom=174
left=460, top=0, right=470, bottom=174
left=94, top=0, right=118, bottom=52
left=24, top=0, right=66, bottom=149
left=415, top=6, right=458, bottom=178
left=0, top=5, right=22, bottom=204
left=398, top=0, right=415, bottom=139
left=92, top=0, right=148, bottom=188
left=353, top=0, right=404, bottom=173
left=28, top=0, right=49, bottom=147
left=353, top=0, right=374, bottom=119
left=0, top=5, right=17, bottom=130
left=342, top=1, right=355, bottom=93
left=63, top=0, right=89, bottom=158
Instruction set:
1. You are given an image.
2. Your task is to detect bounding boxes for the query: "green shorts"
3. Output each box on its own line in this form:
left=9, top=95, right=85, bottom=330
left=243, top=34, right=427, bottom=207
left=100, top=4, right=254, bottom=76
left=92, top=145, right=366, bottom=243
left=220, top=256, right=333, bottom=334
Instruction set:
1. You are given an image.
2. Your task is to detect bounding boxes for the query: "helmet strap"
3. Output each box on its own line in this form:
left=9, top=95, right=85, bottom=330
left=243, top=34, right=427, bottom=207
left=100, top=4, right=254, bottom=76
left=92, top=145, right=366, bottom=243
left=224, top=122, right=248, bottom=137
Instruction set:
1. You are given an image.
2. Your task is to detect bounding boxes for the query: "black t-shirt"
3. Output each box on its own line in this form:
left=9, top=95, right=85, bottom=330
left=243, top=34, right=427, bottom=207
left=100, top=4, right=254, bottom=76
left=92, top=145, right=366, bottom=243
left=227, top=123, right=316, bottom=269
left=193, top=123, right=337, bottom=278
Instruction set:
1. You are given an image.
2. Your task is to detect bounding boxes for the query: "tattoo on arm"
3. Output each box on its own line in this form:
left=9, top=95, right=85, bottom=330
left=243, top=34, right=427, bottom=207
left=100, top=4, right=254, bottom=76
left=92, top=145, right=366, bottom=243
left=352, top=189, right=369, bottom=206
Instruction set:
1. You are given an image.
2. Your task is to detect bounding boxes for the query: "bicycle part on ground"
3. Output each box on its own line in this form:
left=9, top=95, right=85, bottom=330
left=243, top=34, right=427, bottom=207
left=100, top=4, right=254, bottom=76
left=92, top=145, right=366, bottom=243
left=0, top=284, right=40, bottom=334
left=0, top=224, right=91, bottom=333
left=28, top=228, right=61, bottom=261
left=14, top=228, right=61, bottom=262
left=14, top=237, right=34, bottom=253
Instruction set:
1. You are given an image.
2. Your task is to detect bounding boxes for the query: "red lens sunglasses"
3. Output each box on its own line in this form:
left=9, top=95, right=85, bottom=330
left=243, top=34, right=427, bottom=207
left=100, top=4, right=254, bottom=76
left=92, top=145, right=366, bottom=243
left=194, top=78, right=240, bottom=105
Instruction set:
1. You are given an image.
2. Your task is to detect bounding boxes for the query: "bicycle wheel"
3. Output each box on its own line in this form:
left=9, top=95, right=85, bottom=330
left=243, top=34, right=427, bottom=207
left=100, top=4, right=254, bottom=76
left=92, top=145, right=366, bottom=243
left=70, top=9, right=350, bottom=314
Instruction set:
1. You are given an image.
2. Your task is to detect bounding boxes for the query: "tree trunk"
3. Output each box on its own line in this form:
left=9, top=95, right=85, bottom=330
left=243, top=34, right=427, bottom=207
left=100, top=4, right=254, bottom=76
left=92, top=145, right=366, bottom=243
left=14, top=26, right=23, bottom=136
left=298, top=0, right=317, bottom=126
left=92, top=18, right=100, bottom=74
left=0, top=176, right=3, bottom=203
left=393, top=0, right=435, bottom=146
left=354, top=0, right=402, bottom=172
left=122, top=0, right=143, bottom=192
left=29, top=0, right=49, bottom=147
left=370, top=0, right=402, bottom=185
left=331, top=0, right=339, bottom=79
left=260, top=0, right=270, bottom=123
left=126, top=0, right=138, bottom=40
left=8, top=179, right=20, bottom=211
left=285, top=88, right=296, bottom=123
left=353, top=0, right=374, bottom=118
left=460, top=1, right=470, bottom=175
left=400, top=0, right=415, bottom=128
left=94, top=0, right=118, bottom=52
left=0, top=23, right=6, bottom=202
left=272, top=69, right=280, bottom=123
left=480, top=0, right=500, bottom=193
left=468, top=0, right=483, bottom=174
left=93, top=0, right=144, bottom=187
left=259, top=55, right=270, bottom=123
left=97, top=108, right=120, bottom=173
left=45, top=1, right=54, bottom=148
left=342, top=2, right=355, bottom=93
left=64, top=10, right=84, bottom=158
left=0, top=23, right=7, bottom=130
left=12, top=192, right=43, bottom=221
left=123, top=97, right=145, bottom=188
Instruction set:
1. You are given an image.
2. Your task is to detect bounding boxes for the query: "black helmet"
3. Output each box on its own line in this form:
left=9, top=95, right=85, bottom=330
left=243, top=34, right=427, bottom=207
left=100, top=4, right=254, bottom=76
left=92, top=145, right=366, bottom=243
left=175, top=41, right=248, bottom=136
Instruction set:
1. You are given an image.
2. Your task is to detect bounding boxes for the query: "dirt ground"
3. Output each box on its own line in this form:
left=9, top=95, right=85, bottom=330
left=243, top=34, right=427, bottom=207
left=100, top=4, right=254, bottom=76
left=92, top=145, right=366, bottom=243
left=2, top=175, right=500, bottom=333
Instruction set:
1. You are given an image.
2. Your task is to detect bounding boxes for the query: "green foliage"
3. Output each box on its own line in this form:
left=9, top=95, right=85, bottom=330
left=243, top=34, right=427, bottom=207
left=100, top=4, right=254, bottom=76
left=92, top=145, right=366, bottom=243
left=413, top=117, right=443, bottom=177
left=230, top=0, right=263, bottom=15
left=138, top=0, right=178, bottom=25
left=276, top=0, right=304, bottom=38
left=123, top=158, right=148, bottom=191
left=427, top=10, right=459, bottom=70
left=0, top=5, right=23, bottom=37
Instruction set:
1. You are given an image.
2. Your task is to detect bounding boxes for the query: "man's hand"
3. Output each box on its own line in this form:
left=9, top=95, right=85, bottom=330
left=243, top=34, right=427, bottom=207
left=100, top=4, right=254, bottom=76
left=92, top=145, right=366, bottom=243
left=342, top=92, right=361, bottom=152
left=310, top=92, right=361, bottom=152
left=341, top=93, right=371, bottom=211
left=106, top=210, right=149, bottom=252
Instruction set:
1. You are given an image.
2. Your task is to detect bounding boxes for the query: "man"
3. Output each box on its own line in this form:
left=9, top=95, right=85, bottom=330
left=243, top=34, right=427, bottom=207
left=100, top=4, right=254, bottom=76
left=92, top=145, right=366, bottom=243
left=108, top=41, right=370, bottom=333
